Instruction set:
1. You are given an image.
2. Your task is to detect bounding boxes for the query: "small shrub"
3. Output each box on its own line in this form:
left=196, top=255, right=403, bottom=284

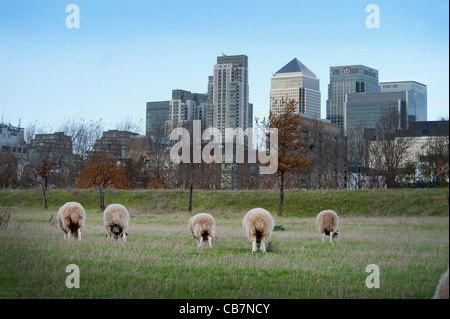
left=273, top=225, right=285, bottom=231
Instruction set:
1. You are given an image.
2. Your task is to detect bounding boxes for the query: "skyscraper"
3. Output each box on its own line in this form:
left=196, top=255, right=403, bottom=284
left=166, top=89, right=207, bottom=130
left=206, top=54, right=251, bottom=138
left=270, top=58, right=321, bottom=119
left=380, top=81, right=427, bottom=122
left=146, top=100, right=170, bottom=138
left=326, top=65, right=380, bottom=129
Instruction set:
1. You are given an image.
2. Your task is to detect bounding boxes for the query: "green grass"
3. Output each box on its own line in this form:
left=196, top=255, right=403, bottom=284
left=0, top=196, right=448, bottom=299
left=0, top=187, right=448, bottom=217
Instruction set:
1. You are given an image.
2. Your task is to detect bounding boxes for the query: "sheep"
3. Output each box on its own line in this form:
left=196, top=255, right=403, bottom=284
left=242, top=208, right=274, bottom=253
left=316, top=209, right=340, bottom=244
left=433, top=268, right=449, bottom=299
left=103, top=204, right=130, bottom=242
left=56, top=202, right=86, bottom=241
left=188, top=213, right=216, bottom=248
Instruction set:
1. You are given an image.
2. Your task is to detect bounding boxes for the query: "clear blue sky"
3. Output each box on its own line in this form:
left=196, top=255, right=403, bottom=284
left=0, top=0, right=448, bottom=133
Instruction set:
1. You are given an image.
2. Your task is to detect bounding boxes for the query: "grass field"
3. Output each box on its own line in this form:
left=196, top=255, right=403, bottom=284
left=0, top=188, right=448, bottom=299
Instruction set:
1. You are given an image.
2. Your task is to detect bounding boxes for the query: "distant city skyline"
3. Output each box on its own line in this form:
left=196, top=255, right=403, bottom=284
left=1, top=0, right=448, bottom=134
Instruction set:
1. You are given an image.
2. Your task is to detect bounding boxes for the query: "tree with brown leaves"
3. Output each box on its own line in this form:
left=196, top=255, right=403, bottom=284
left=260, top=98, right=310, bottom=216
left=75, top=154, right=131, bottom=210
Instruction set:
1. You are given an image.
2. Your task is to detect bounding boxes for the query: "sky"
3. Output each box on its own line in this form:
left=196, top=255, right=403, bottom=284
left=0, top=0, right=449, bottom=134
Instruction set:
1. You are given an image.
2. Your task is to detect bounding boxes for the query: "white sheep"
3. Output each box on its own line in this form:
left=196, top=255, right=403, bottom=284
left=56, top=202, right=86, bottom=241
left=242, top=208, right=274, bottom=253
left=188, top=213, right=216, bottom=248
left=433, top=268, right=449, bottom=299
left=316, top=209, right=340, bottom=244
left=103, top=204, right=130, bottom=242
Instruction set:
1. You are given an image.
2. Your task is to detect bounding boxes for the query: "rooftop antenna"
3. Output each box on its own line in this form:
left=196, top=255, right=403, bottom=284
left=222, top=52, right=227, bottom=56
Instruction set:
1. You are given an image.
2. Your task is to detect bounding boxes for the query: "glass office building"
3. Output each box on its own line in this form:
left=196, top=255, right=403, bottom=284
left=344, top=91, right=408, bottom=135
left=270, top=58, right=321, bottom=119
left=327, top=65, right=380, bottom=130
left=146, top=100, right=170, bottom=138
left=380, top=81, right=427, bottom=122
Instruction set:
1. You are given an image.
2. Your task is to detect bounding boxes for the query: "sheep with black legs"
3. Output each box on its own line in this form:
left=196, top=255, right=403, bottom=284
left=242, top=208, right=274, bottom=253
left=57, top=202, right=86, bottom=241
left=316, top=210, right=340, bottom=244
left=103, top=204, right=130, bottom=242
left=433, top=268, right=449, bottom=299
left=189, top=213, right=216, bottom=248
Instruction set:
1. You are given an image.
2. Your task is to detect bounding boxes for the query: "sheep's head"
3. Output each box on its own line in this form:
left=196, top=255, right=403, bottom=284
left=332, top=231, right=340, bottom=243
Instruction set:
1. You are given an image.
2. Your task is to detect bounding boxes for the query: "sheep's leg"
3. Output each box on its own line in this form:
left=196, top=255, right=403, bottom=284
left=67, top=231, right=72, bottom=241
left=330, top=232, right=334, bottom=244
left=251, top=239, right=257, bottom=253
left=260, top=240, right=266, bottom=253
left=207, top=236, right=213, bottom=248
left=122, top=232, right=127, bottom=242
left=78, top=229, right=81, bottom=241
left=63, top=231, right=67, bottom=241
left=197, top=238, right=202, bottom=247
left=322, top=233, right=325, bottom=243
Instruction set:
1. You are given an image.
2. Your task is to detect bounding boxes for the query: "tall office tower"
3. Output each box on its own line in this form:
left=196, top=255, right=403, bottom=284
left=380, top=81, right=427, bottom=123
left=270, top=58, right=321, bottom=119
left=207, top=54, right=251, bottom=139
left=166, top=89, right=208, bottom=130
left=326, top=65, right=380, bottom=129
left=146, top=100, right=170, bottom=138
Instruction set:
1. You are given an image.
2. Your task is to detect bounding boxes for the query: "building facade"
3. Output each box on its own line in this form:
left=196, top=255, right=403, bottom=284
left=270, top=58, right=321, bottom=119
left=32, top=132, right=73, bottom=155
left=206, top=54, right=252, bottom=139
left=380, top=81, right=427, bottom=123
left=326, top=65, right=380, bottom=130
left=146, top=101, right=170, bottom=138
left=0, top=122, right=26, bottom=158
left=299, top=116, right=348, bottom=189
left=166, top=89, right=208, bottom=131
left=92, top=130, right=139, bottom=159
left=344, top=91, right=409, bottom=135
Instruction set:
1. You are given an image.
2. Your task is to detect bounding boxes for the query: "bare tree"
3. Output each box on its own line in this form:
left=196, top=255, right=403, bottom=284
left=368, top=108, right=414, bottom=188
left=58, top=117, right=104, bottom=162
left=36, top=157, right=52, bottom=209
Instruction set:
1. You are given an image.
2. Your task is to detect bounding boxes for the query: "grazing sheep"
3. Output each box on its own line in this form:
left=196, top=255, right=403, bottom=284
left=433, top=268, right=449, bottom=299
left=103, top=204, right=130, bottom=242
left=316, top=210, right=340, bottom=244
left=57, top=202, right=86, bottom=241
left=188, top=213, right=216, bottom=248
left=242, top=208, right=274, bottom=253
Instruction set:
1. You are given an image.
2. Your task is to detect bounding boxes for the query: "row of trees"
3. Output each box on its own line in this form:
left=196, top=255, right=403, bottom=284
left=0, top=101, right=448, bottom=215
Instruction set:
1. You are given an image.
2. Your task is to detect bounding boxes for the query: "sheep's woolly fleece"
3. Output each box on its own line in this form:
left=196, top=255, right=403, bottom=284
left=242, top=208, right=274, bottom=253
left=103, top=203, right=130, bottom=242
left=56, top=202, right=86, bottom=241
left=189, top=213, right=216, bottom=248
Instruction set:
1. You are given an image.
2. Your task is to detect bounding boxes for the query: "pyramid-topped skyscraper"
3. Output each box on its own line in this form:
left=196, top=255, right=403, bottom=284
left=270, top=58, right=320, bottom=118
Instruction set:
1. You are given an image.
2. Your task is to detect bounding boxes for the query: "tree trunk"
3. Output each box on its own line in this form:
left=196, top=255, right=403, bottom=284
left=188, top=163, right=193, bottom=212
left=277, top=172, right=284, bottom=216
left=41, top=183, right=47, bottom=209
left=99, top=186, right=105, bottom=211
